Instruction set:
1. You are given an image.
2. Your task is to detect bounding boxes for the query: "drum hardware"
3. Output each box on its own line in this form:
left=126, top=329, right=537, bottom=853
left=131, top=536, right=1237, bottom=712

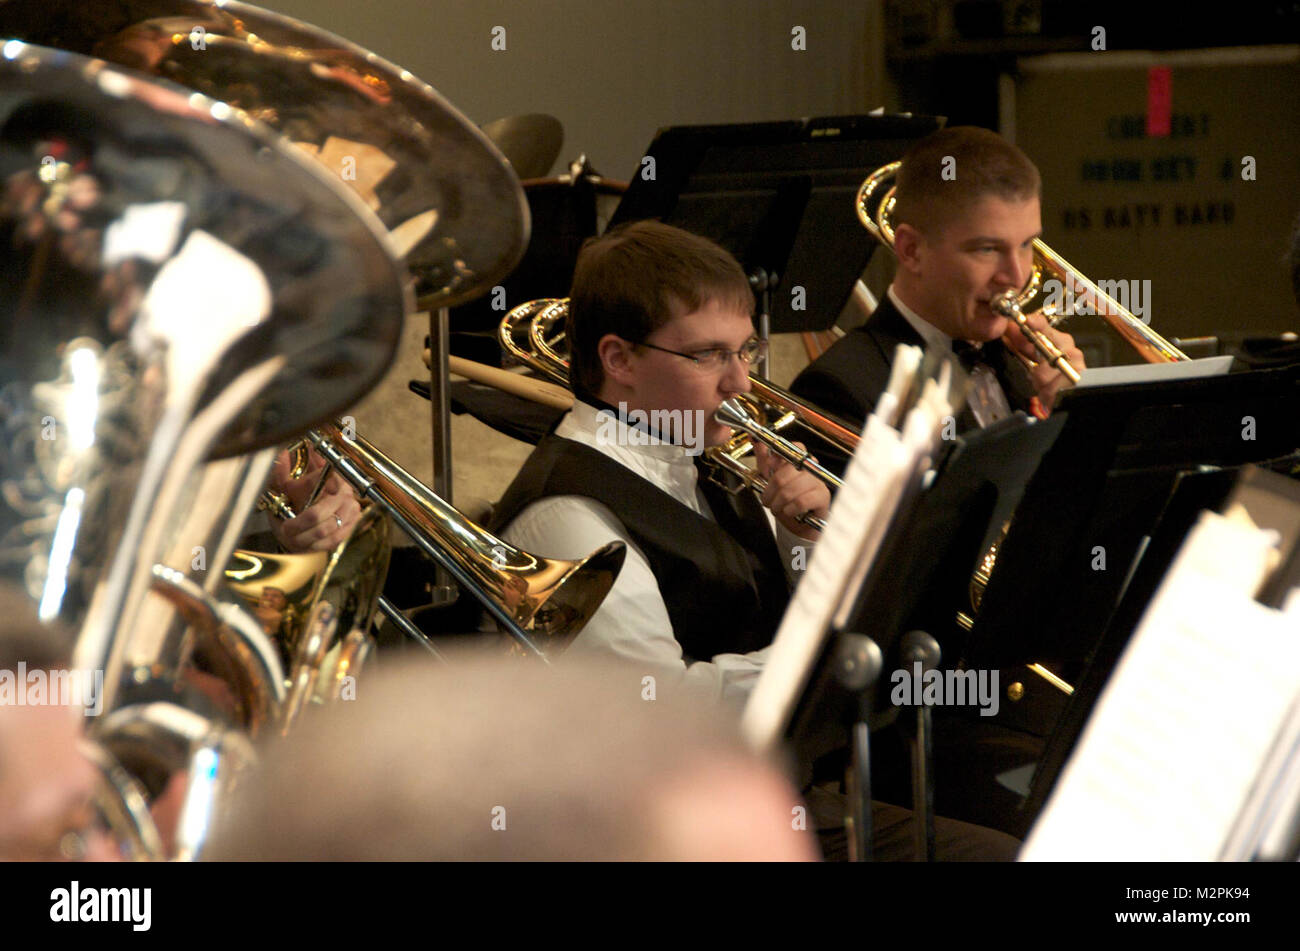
left=481, top=113, right=564, bottom=179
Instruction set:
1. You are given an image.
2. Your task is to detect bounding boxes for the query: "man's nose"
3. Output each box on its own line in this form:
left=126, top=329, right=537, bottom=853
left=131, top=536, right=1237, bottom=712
left=722, top=353, right=751, bottom=394
left=999, top=250, right=1031, bottom=290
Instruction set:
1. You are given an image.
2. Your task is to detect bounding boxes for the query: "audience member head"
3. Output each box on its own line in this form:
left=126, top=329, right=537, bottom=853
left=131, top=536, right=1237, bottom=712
left=0, top=584, right=117, bottom=860
left=207, top=654, right=818, bottom=861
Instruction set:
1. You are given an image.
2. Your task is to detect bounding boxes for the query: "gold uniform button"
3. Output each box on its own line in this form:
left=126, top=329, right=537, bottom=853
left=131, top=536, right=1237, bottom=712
left=1007, top=681, right=1025, bottom=702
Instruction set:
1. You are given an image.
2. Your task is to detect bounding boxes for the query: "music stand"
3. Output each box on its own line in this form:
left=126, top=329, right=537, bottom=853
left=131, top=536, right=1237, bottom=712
left=441, top=113, right=942, bottom=438
left=965, top=359, right=1300, bottom=673
left=959, top=360, right=1300, bottom=824
left=772, top=411, right=1067, bottom=860
left=608, top=113, right=942, bottom=349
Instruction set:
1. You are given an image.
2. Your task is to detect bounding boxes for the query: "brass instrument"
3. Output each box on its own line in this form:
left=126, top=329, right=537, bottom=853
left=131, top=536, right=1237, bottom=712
left=498, top=298, right=857, bottom=502
left=712, top=399, right=843, bottom=531
left=224, top=501, right=390, bottom=729
left=859, top=162, right=1088, bottom=693
left=856, top=161, right=1188, bottom=378
left=274, top=423, right=626, bottom=658
left=500, top=298, right=569, bottom=381
left=83, top=740, right=166, bottom=862
left=0, top=0, right=533, bottom=862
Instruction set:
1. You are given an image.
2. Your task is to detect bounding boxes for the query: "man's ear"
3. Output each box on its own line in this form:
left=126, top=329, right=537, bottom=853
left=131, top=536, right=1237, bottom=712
left=892, top=222, right=925, bottom=274
left=597, top=333, right=637, bottom=386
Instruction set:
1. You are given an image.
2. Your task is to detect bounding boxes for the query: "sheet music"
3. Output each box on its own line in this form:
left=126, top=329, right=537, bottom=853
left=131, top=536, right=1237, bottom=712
left=741, top=414, right=909, bottom=751
left=1021, top=510, right=1300, bottom=861
left=742, top=348, right=946, bottom=753
left=1073, top=354, right=1233, bottom=388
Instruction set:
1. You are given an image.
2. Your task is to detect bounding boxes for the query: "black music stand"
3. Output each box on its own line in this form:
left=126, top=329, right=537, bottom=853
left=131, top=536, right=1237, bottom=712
left=609, top=114, right=942, bottom=341
left=779, top=410, right=1067, bottom=860
left=965, top=358, right=1300, bottom=673
left=958, top=359, right=1300, bottom=824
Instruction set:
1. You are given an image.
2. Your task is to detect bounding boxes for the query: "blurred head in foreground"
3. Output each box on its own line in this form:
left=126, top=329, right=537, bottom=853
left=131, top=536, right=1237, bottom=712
left=0, top=583, right=117, bottom=861
left=208, top=654, right=817, bottom=861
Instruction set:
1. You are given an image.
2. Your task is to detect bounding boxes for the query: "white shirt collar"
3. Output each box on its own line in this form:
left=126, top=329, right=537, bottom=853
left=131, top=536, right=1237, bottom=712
left=555, top=399, right=705, bottom=514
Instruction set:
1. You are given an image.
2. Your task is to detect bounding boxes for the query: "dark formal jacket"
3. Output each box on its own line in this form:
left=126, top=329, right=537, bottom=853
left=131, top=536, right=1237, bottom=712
left=790, top=292, right=1034, bottom=472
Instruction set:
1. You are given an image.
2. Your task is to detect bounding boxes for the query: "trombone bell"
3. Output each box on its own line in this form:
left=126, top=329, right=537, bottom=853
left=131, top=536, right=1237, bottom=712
left=307, top=423, right=626, bottom=651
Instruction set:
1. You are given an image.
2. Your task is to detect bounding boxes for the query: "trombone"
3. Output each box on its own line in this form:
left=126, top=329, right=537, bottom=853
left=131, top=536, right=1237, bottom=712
left=264, top=423, right=627, bottom=660
left=493, top=297, right=857, bottom=513
left=856, top=161, right=1189, bottom=379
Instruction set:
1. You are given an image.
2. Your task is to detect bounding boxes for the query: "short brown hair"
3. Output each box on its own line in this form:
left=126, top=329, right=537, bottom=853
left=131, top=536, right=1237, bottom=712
left=892, top=127, right=1040, bottom=236
left=567, top=221, right=754, bottom=397
left=206, top=654, right=814, bottom=860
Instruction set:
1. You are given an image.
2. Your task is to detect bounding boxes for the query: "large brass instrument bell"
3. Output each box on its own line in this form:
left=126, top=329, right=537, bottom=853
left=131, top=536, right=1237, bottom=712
left=0, top=39, right=419, bottom=860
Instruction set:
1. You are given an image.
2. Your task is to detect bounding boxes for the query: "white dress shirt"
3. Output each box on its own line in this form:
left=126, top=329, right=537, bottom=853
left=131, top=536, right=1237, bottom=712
left=500, top=400, right=813, bottom=706
left=888, top=284, right=1012, bottom=427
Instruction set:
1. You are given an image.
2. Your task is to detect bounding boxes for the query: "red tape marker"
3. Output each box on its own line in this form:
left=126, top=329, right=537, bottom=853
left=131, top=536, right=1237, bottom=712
left=1146, top=66, right=1172, bottom=138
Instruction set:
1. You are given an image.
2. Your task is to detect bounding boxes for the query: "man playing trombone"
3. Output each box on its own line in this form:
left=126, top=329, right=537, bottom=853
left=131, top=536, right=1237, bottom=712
left=488, top=221, right=1019, bottom=860
left=792, top=126, right=1087, bottom=465
left=490, top=221, right=829, bottom=703
left=791, top=127, right=1086, bottom=838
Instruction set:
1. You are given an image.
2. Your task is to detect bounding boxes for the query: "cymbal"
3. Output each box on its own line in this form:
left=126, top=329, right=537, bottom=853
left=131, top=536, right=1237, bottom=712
left=481, top=114, right=564, bottom=180
left=0, top=0, right=530, bottom=308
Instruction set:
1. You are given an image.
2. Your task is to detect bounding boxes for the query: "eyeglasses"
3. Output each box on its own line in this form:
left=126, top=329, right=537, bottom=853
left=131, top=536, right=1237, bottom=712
left=634, top=336, right=768, bottom=371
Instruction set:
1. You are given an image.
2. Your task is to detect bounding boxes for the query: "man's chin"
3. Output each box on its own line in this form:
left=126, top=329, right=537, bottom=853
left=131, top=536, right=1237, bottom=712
left=971, top=307, right=1007, bottom=341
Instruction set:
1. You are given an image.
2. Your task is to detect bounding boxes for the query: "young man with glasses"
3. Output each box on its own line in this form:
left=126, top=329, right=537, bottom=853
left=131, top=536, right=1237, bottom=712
left=488, top=222, right=1021, bottom=860
left=490, top=221, right=830, bottom=703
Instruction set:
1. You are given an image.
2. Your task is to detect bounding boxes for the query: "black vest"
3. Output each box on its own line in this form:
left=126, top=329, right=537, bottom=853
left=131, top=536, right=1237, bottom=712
left=489, top=434, right=792, bottom=661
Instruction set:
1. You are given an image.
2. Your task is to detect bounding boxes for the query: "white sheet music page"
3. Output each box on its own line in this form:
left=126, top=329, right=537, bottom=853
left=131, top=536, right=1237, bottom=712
left=741, top=412, right=907, bottom=752
left=742, top=358, right=948, bottom=754
left=1021, top=509, right=1300, bottom=861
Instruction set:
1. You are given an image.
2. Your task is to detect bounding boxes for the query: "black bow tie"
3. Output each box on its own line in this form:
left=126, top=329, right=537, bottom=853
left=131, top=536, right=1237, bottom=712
left=951, top=338, right=982, bottom=370
left=952, top=338, right=1007, bottom=373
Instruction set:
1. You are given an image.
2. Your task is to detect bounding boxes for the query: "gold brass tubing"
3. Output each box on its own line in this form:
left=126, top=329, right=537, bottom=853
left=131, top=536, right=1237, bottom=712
left=1027, top=663, right=1074, bottom=696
